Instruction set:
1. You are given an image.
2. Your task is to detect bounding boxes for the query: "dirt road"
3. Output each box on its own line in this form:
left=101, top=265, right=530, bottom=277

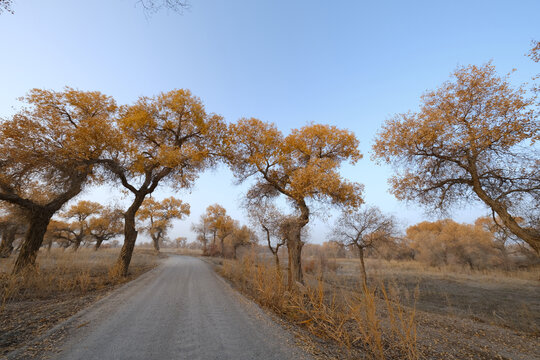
left=43, top=256, right=311, bottom=360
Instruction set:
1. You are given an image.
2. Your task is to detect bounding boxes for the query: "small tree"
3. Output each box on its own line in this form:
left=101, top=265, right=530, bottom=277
left=137, top=197, right=190, bottom=252
left=175, top=236, right=187, bottom=248
left=246, top=201, right=287, bottom=271
left=372, top=63, right=540, bottom=253
left=88, top=207, right=124, bottom=250
left=333, top=206, right=395, bottom=288
left=229, top=224, right=258, bottom=259
left=61, top=200, right=103, bottom=251
left=191, top=214, right=211, bottom=255
left=197, top=204, right=235, bottom=256
left=44, top=220, right=75, bottom=250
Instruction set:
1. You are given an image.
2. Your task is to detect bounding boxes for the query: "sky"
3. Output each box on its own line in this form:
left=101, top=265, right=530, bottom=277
left=0, top=0, right=538, bottom=243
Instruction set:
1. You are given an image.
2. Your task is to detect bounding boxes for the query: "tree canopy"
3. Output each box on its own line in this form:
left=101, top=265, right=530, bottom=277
left=0, top=88, right=117, bottom=273
left=372, top=63, right=540, bottom=252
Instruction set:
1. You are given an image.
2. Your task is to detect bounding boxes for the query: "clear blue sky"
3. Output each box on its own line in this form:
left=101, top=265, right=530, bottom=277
left=1, top=0, right=538, bottom=243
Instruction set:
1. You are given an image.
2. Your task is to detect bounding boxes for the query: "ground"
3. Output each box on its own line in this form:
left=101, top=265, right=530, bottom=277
left=320, top=258, right=540, bottom=359
left=1, top=251, right=539, bottom=359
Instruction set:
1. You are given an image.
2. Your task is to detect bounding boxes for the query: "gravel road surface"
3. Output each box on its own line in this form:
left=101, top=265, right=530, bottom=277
left=49, top=256, right=311, bottom=360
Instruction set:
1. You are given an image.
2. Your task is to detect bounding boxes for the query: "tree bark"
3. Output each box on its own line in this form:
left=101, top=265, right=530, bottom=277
left=286, top=203, right=309, bottom=289
left=356, top=245, right=368, bottom=290
left=72, top=238, right=82, bottom=252
left=12, top=210, right=53, bottom=274
left=0, top=227, right=16, bottom=258
left=274, top=252, right=280, bottom=272
left=220, top=237, right=225, bottom=257
left=94, top=238, right=104, bottom=251
left=112, top=195, right=145, bottom=277
left=152, top=235, right=160, bottom=252
left=287, top=229, right=304, bottom=288
left=469, top=162, right=540, bottom=253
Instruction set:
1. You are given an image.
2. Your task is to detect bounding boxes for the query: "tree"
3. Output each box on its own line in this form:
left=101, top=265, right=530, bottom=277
left=88, top=207, right=124, bottom=250
left=226, top=119, right=363, bottom=286
left=44, top=219, right=74, bottom=250
left=229, top=224, right=257, bottom=259
left=191, top=214, right=211, bottom=255
left=137, top=196, right=190, bottom=252
left=333, top=206, right=395, bottom=288
left=61, top=200, right=103, bottom=251
left=197, top=204, right=235, bottom=256
left=406, top=219, right=500, bottom=269
left=373, top=63, right=540, bottom=253
left=245, top=200, right=287, bottom=270
left=175, top=236, right=187, bottom=248
left=100, top=89, right=224, bottom=276
left=0, top=88, right=117, bottom=273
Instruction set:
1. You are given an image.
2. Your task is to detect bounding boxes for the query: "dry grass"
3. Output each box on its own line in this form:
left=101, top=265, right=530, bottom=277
left=0, top=247, right=161, bottom=355
left=219, top=254, right=418, bottom=360
left=161, top=248, right=203, bottom=256
left=1, top=248, right=159, bottom=305
left=331, top=258, right=540, bottom=335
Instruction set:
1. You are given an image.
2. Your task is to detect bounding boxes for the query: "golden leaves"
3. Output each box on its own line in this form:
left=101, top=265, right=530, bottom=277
left=226, top=119, right=363, bottom=210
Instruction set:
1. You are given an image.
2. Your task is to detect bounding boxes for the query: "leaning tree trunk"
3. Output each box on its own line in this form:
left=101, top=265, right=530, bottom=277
left=469, top=164, right=540, bottom=253
left=12, top=210, right=53, bottom=274
left=112, top=195, right=145, bottom=277
left=0, top=227, right=16, bottom=258
left=356, top=245, right=368, bottom=290
left=72, top=237, right=82, bottom=252
left=94, top=238, right=104, bottom=251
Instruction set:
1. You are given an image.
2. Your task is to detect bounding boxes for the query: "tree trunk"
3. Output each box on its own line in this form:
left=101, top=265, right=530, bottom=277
left=356, top=245, right=368, bottom=290
left=274, top=252, right=280, bottom=272
left=47, top=238, right=53, bottom=252
left=94, top=238, right=104, bottom=251
left=287, top=230, right=304, bottom=288
left=72, top=238, right=81, bottom=252
left=0, top=227, right=16, bottom=258
left=12, top=210, right=53, bottom=274
left=202, top=240, right=207, bottom=256
left=152, top=235, right=160, bottom=252
left=286, top=203, right=309, bottom=289
left=220, top=237, right=225, bottom=257
left=112, top=195, right=145, bottom=277
left=469, top=163, right=540, bottom=253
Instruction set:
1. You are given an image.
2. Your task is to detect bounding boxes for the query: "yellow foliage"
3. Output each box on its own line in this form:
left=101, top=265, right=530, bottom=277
left=227, top=118, right=363, bottom=208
